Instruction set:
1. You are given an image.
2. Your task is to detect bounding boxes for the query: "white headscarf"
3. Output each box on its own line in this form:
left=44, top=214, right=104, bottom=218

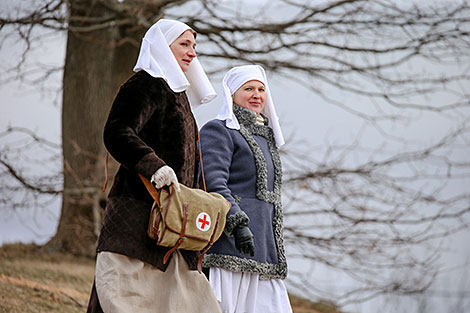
left=133, top=19, right=216, bottom=108
left=216, top=65, right=285, bottom=147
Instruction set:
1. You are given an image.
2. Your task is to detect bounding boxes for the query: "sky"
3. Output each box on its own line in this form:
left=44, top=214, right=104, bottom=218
left=1, top=1, right=470, bottom=312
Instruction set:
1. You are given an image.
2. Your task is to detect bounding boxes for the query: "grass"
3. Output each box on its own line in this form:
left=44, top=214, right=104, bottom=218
left=0, top=243, right=344, bottom=313
left=0, top=244, right=94, bottom=313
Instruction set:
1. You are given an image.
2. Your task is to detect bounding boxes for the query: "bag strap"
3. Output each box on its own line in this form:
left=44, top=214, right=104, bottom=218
left=197, top=211, right=221, bottom=272
left=139, top=173, right=161, bottom=207
left=163, top=203, right=189, bottom=264
left=138, top=129, right=206, bottom=196
left=102, top=152, right=110, bottom=192
left=197, top=130, right=207, bottom=192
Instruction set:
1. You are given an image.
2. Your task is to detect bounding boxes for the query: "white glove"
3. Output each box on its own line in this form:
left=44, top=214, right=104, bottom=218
left=151, top=165, right=181, bottom=192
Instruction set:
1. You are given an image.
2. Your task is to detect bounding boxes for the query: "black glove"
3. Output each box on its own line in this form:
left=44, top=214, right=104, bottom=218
left=233, top=224, right=255, bottom=256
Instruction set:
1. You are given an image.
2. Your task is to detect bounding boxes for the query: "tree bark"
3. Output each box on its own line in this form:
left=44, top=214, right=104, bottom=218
left=46, top=0, right=142, bottom=256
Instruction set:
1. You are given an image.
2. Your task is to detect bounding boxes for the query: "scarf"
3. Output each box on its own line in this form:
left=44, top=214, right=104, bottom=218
left=133, top=19, right=216, bottom=108
left=216, top=65, right=285, bottom=147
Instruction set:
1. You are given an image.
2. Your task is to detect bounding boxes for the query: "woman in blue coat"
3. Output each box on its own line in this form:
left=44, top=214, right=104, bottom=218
left=200, top=65, right=292, bottom=313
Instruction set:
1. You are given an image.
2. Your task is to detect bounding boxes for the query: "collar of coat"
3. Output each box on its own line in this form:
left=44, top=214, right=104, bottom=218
left=233, top=105, right=269, bottom=127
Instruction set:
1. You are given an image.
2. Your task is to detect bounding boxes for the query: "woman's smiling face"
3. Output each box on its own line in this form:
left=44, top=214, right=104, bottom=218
left=233, top=80, right=266, bottom=114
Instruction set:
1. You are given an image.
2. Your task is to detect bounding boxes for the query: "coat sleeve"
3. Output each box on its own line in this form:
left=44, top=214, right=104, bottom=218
left=200, top=120, right=250, bottom=235
left=103, top=77, right=166, bottom=179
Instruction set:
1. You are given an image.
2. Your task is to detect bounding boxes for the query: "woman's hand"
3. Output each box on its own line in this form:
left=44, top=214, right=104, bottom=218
left=233, top=224, right=255, bottom=256
left=151, top=165, right=181, bottom=192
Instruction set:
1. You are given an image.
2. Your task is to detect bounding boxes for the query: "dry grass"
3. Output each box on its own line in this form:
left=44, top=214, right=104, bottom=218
left=0, top=243, right=344, bottom=313
left=289, top=295, right=344, bottom=313
left=0, top=244, right=94, bottom=313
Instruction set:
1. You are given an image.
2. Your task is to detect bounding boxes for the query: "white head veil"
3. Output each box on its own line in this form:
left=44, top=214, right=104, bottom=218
left=133, top=19, right=216, bottom=108
left=216, top=65, right=285, bottom=147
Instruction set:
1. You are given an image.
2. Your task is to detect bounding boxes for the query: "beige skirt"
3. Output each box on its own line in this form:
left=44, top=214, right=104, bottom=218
left=95, top=251, right=221, bottom=313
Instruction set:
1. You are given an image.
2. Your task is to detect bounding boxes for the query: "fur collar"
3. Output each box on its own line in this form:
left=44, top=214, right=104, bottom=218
left=233, top=105, right=269, bottom=127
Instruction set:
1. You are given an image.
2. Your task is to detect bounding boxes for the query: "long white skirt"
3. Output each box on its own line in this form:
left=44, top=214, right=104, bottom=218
left=209, top=267, right=293, bottom=313
left=95, top=251, right=221, bottom=313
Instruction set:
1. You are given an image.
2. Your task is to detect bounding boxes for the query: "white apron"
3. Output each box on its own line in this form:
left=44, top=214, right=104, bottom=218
left=209, top=267, right=293, bottom=313
left=95, top=251, right=221, bottom=313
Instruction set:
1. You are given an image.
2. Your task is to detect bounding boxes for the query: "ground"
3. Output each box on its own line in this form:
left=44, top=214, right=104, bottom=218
left=0, top=243, right=344, bottom=313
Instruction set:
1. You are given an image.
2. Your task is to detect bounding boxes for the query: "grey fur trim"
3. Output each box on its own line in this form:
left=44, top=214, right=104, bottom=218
left=202, top=254, right=287, bottom=280
left=234, top=105, right=283, bottom=202
left=211, top=105, right=288, bottom=279
left=233, top=194, right=241, bottom=204
left=224, top=210, right=250, bottom=236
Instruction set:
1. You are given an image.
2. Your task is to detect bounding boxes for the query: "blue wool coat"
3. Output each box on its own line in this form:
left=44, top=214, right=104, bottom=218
left=200, top=105, right=287, bottom=280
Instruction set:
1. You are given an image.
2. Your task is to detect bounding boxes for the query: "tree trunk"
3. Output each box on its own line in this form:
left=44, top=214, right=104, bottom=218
left=46, top=0, right=142, bottom=256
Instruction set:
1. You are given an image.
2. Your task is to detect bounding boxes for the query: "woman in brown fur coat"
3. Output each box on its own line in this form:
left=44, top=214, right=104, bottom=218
left=86, top=19, right=221, bottom=313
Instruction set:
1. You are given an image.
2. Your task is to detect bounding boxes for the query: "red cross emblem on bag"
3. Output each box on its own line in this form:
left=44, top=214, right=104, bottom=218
left=196, top=212, right=211, bottom=232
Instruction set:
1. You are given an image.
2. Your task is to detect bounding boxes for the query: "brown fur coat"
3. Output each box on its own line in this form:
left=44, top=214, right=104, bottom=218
left=96, top=70, right=200, bottom=271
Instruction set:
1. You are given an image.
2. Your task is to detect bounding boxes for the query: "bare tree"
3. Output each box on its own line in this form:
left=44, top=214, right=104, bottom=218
left=1, top=0, right=469, bottom=309
left=281, top=123, right=470, bottom=306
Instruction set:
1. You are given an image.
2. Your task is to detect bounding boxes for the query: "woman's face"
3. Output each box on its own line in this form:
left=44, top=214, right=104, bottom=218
left=233, top=80, right=266, bottom=114
left=170, top=30, right=196, bottom=72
